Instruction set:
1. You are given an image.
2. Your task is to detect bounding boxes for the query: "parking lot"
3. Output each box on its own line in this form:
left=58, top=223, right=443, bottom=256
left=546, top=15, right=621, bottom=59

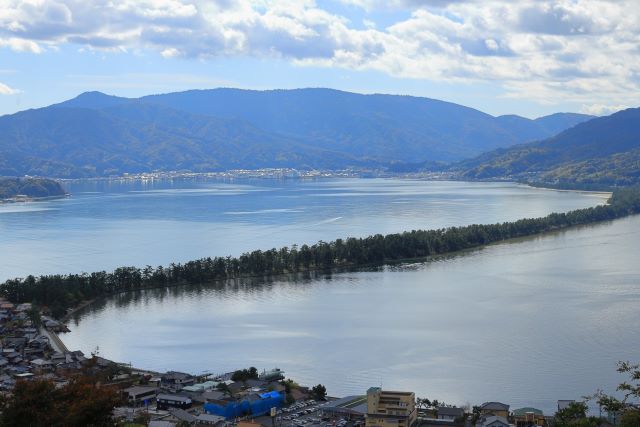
left=276, top=400, right=361, bottom=427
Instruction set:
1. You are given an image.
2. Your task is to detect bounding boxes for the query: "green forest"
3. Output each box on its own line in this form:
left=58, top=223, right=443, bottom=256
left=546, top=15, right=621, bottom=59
left=3, top=186, right=640, bottom=318
left=0, top=177, right=67, bottom=200
left=459, top=107, right=640, bottom=189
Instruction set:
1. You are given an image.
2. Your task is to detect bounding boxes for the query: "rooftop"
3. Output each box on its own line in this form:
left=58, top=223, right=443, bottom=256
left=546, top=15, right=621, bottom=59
left=512, top=407, right=544, bottom=416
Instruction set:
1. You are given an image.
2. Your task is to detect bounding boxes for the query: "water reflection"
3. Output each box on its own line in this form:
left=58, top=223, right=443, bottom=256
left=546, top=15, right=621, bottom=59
left=62, top=216, right=640, bottom=415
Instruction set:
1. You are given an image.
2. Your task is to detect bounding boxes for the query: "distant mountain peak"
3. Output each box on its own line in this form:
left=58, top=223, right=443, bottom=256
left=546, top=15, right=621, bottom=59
left=53, top=91, right=130, bottom=109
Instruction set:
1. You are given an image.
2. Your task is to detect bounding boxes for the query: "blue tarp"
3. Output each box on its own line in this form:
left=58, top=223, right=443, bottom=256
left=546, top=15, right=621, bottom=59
left=204, top=391, right=284, bottom=420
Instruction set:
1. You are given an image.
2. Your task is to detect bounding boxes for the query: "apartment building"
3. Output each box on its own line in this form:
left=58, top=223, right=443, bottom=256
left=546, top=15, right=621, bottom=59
left=365, top=387, right=416, bottom=427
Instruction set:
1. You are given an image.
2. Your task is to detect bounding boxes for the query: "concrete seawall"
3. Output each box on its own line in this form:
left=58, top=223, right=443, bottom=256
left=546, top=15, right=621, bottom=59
left=41, top=328, right=69, bottom=353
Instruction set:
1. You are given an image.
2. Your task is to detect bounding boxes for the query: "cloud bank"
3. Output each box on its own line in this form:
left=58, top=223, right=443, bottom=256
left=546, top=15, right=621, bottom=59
left=1, top=0, right=638, bottom=111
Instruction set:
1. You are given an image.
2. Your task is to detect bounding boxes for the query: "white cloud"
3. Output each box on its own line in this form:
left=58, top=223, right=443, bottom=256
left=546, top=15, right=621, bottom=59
left=580, top=103, right=629, bottom=116
left=0, top=0, right=638, bottom=107
left=0, top=82, right=19, bottom=95
left=0, top=37, right=42, bottom=53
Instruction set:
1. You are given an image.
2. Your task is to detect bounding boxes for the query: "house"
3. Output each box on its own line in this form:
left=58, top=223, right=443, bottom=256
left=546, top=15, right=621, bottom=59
left=258, top=368, right=285, bottom=382
left=479, top=402, right=509, bottom=418
left=475, top=415, right=509, bottom=427
left=123, top=385, right=158, bottom=406
left=168, top=408, right=197, bottom=424
left=161, top=371, right=195, bottom=392
left=365, top=387, right=417, bottom=427
left=182, top=380, right=219, bottom=394
left=437, top=406, right=465, bottom=421
left=156, top=393, right=193, bottom=410
left=196, top=413, right=226, bottom=426
left=512, top=407, right=545, bottom=427
left=227, top=381, right=244, bottom=395
left=202, top=390, right=226, bottom=402
left=30, top=358, right=52, bottom=373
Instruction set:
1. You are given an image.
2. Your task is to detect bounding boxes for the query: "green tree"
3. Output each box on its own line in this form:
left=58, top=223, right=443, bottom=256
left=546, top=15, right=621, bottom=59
left=311, top=384, right=327, bottom=401
left=0, top=376, right=121, bottom=427
left=587, top=361, right=640, bottom=424
left=619, top=410, right=640, bottom=427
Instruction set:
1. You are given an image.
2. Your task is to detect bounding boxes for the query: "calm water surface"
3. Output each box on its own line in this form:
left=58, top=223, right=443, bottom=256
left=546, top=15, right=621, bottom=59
left=3, top=178, right=635, bottom=414
left=0, top=178, right=606, bottom=281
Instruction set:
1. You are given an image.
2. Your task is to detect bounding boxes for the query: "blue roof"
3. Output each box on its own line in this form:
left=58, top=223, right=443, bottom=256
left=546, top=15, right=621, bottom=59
left=260, top=391, right=282, bottom=399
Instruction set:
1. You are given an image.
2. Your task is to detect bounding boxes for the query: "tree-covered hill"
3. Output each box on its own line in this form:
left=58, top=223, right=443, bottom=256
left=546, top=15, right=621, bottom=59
left=0, top=177, right=66, bottom=200
left=0, top=102, right=363, bottom=177
left=0, top=88, right=593, bottom=178
left=457, top=107, right=640, bottom=188
left=137, top=88, right=592, bottom=163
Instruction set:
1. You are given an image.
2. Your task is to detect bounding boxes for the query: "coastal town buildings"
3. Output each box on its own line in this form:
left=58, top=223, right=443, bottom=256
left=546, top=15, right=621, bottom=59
left=365, top=387, right=417, bottom=427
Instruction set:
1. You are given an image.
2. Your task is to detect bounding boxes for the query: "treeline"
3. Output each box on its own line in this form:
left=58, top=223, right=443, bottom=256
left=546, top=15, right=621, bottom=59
left=3, top=187, right=640, bottom=318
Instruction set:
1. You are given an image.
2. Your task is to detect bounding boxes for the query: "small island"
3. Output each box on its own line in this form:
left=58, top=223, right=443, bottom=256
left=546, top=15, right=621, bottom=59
left=0, top=177, right=68, bottom=202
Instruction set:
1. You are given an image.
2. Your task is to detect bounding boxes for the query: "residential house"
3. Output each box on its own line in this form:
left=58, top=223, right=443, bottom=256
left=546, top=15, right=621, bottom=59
left=123, top=385, right=158, bottom=406
left=479, top=402, right=509, bottom=418
left=168, top=408, right=197, bottom=424
left=437, top=406, right=465, bottom=421
left=196, top=413, right=226, bottom=426
left=512, top=407, right=545, bottom=427
left=161, top=371, right=195, bottom=392
left=157, top=394, right=193, bottom=410
left=475, top=415, right=509, bottom=427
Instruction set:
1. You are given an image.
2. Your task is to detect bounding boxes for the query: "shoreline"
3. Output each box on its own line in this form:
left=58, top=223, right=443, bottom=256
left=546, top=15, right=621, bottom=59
left=57, top=170, right=618, bottom=198
left=0, top=193, right=69, bottom=205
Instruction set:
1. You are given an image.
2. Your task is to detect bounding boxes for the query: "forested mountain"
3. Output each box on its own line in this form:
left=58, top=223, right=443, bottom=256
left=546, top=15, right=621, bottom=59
left=0, top=88, right=593, bottom=178
left=0, top=177, right=66, bottom=200
left=137, top=89, right=592, bottom=162
left=0, top=101, right=362, bottom=177
left=458, top=108, right=640, bottom=188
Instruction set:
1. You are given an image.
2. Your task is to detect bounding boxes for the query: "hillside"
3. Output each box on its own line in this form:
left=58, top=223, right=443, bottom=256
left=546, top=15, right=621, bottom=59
left=0, top=177, right=66, bottom=200
left=0, top=102, right=363, bottom=177
left=0, top=88, right=593, bottom=178
left=458, top=108, right=640, bottom=188
left=139, top=89, right=592, bottom=162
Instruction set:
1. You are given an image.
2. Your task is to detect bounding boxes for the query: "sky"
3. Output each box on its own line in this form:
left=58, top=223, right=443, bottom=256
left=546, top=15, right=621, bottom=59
left=0, top=0, right=639, bottom=118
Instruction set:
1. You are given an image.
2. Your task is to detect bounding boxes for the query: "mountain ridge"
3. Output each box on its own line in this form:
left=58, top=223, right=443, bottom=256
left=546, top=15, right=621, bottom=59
left=457, top=107, right=640, bottom=188
left=0, top=88, right=595, bottom=178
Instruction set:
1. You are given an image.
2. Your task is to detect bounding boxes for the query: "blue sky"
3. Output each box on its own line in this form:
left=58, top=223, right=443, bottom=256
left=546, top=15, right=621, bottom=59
left=1, top=0, right=639, bottom=118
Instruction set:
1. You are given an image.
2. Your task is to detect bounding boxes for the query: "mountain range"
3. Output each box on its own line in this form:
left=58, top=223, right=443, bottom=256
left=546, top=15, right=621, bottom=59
left=458, top=107, right=640, bottom=188
left=0, top=88, right=593, bottom=178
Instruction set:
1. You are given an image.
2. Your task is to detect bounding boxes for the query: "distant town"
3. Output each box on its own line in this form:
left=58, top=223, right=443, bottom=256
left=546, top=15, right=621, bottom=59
left=0, top=297, right=636, bottom=427
left=60, top=168, right=458, bottom=183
